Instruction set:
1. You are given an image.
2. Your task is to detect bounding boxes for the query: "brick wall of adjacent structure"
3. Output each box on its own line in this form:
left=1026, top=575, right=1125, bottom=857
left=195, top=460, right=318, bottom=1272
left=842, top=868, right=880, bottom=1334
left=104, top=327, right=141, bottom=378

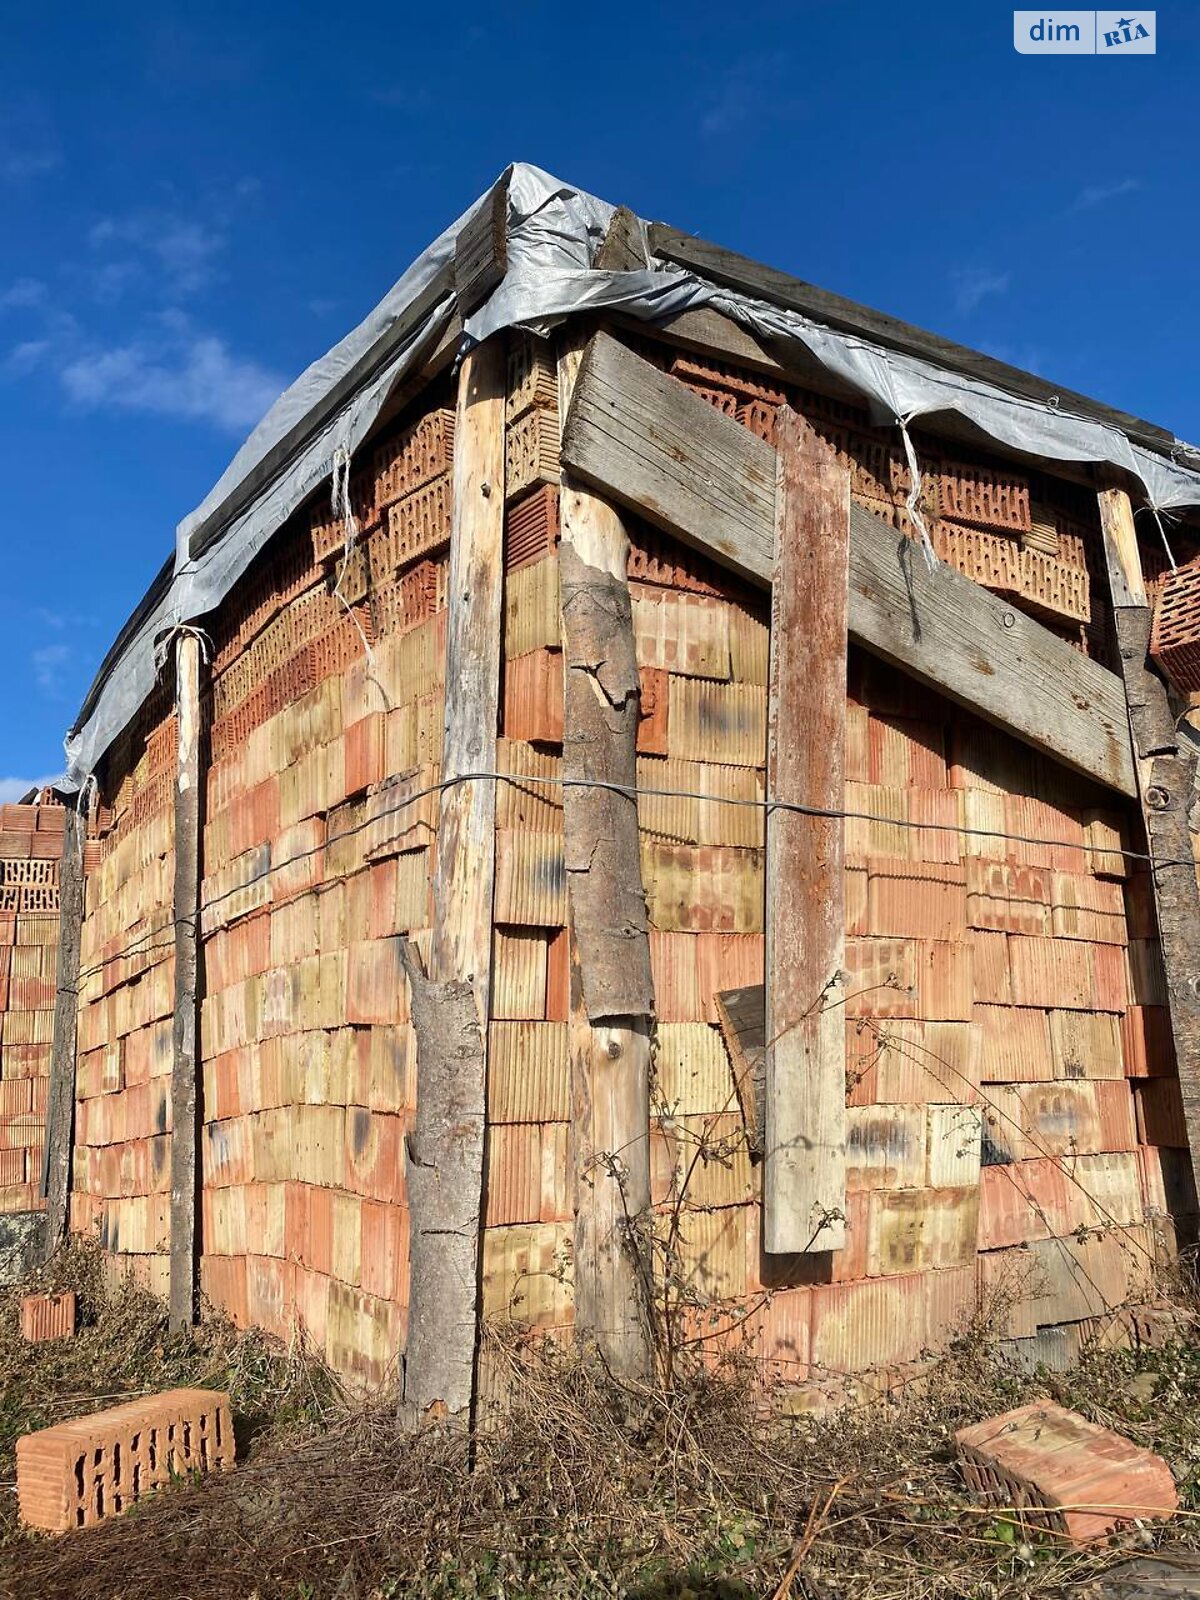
left=67, top=330, right=1193, bottom=1393
left=0, top=798, right=66, bottom=1218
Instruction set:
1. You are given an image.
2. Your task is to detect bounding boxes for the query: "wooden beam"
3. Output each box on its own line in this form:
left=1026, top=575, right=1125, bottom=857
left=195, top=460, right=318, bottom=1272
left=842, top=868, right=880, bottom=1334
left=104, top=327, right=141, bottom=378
left=169, top=631, right=203, bottom=1332
left=41, top=800, right=85, bottom=1255
left=454, top=174, right=509, bottom=317
left=557, top=333, right=654, bottom=1381
left=764, top=409, right=849, bottom=1254
left=1099, top=484, right=1149, bottom=608
left=594, top=206, right=646, bottom=272
left=562, top=332, right=1136, bottom=798
left=401, top=337, right=505, bottom=1427
left=1098, top=487, right=1200, bottom=1190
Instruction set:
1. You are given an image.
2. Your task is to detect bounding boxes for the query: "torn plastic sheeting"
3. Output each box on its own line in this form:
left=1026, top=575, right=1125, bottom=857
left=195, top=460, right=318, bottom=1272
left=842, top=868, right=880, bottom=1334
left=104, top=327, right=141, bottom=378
left=60, top=161, right=1200, bottom=792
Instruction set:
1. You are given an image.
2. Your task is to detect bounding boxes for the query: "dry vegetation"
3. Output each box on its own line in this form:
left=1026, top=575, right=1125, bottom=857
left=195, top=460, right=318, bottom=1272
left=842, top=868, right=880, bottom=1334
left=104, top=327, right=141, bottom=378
left=4, top=1242, right=1200, bottom=1599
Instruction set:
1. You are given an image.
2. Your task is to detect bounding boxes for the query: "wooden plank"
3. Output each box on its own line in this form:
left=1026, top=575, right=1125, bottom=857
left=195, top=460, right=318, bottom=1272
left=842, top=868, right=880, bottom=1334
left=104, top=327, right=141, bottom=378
left=454, top=172, right=509, bottom=317
left=647, top=223, right=1176, bottom=456
left=169, top=631, right=202, bottom=1331
left=561, top=332, right=1136, bottom=798
left=41, top=801, right=84, bottom=1255
left=557, top=333, right=653, bottom=1381
left=594, top=206, right=646, bottom=272
left=1098, top=486, right=1200, bottom=1192
left=764, top=408, right=848, bottom=1254
left=714, top=985, right=765, bottom=1158
left=402, top=336, right=506, bottom=1426
left=1098, top=486, right=1148, bottom=608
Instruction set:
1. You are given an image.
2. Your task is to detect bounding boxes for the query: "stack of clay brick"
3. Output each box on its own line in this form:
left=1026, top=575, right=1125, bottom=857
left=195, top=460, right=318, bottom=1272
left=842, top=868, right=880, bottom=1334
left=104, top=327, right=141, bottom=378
left=477, top=336, right=572, bottom=1373
left=0, top=797, right=65, bottom=1215
left=192, top=380, right=462, bottom=1384
left=670, top=353, right=1109, bottom=663
left=65, top=330, right=1187, bottom=1399
left=447, top=337, right=1181, bottom=1401
left=73, top=699, right=176, bottom=1293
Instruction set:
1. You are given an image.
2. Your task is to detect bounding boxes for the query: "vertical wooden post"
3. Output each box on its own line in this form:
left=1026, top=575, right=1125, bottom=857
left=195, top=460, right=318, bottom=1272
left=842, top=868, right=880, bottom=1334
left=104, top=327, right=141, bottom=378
left=764, top=409, right=850, bottom=1255
left=169, top=630, right=203, bottom=1332
left=1098, top=485, right=1200, bottom=1187
left=401, top=337, right=505, bottom=1427
left=41, top=799, right=85, bottom=1256
left=558, top=334, right=655, bottom=1380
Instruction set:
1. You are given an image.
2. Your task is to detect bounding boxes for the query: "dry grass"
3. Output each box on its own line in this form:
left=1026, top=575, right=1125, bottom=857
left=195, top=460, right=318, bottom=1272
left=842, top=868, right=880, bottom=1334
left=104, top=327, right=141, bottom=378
left=4, top=1245, right=1200, bottom=1599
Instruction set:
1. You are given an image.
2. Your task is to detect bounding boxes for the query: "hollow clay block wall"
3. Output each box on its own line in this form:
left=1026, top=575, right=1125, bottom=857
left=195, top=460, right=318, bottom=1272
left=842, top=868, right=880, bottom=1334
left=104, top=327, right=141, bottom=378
left=73, top=711, right=175, bottom=1297
left=197, top=387, right=453, bottom=1386
left=481, top=337, right=1181, bottom=1405
left=0, top=797, right=65, bottom=1217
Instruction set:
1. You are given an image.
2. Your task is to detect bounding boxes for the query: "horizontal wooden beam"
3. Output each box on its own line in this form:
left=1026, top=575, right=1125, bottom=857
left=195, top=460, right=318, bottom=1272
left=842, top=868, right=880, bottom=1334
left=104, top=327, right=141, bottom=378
left=561, top=332, right=1136, bottom=798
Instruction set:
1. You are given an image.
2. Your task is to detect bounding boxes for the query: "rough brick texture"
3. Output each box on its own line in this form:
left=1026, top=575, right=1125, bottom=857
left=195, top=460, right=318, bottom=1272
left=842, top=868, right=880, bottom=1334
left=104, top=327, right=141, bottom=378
left=17, top=1387, right=234, bottom=1532
left=20, top=1291, right=76, bottom=1342
left=957, top=1400, right=1177, bottom=1542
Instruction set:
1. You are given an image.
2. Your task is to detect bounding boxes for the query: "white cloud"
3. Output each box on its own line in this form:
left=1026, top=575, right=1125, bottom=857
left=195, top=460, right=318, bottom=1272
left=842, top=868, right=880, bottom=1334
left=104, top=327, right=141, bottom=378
left=950, top=266, right=1012, bottom=314
left=32, top=642, right=71, bottom=696
left=5, top=338, right=50, bottom=375
left=0, top=100, right=61, bottom=181
left=0, top=278, right=47, bottom=310
left=60, top=326, right=284, bottom=432
left=88, top=212, right=225, bottom=296
left=0, top=777, right=59, bottom=803
left=1070, top=178, right=1141, bottom=213
left=701, top=54, right=794, bottom=136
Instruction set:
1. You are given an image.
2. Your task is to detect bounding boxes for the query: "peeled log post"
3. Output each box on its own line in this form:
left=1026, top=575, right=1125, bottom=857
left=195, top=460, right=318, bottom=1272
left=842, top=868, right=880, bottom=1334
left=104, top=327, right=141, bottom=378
left=401, top=336, right=506, bottom=1427
left=558, top=335, right=654, bottom=1381
left=1098, top=486, right=1200, bottom=1197
left=169, top=630, right=203, bottom=1331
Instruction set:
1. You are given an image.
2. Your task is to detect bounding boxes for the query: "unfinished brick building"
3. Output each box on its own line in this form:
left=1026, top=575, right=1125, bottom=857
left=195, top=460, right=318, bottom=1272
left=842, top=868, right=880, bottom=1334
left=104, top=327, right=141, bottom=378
left=0, top=793, right=67, bottom=1277
left=28, top=164, right=1200, bottom=1408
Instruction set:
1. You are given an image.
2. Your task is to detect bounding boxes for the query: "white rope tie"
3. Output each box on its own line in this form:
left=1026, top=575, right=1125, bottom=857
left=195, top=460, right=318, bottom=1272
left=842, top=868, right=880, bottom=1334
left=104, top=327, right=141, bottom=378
left=153, top=622, right=213, bottom=674
left=329, top=444, right=383, bottom=687
left=898, top=419, right=938, bottom=572
left=1146, top=503, right=1179, bottom=572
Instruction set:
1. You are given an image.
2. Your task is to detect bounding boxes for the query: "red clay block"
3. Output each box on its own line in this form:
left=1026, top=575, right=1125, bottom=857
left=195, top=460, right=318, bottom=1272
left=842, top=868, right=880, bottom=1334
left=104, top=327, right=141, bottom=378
left=17, top=1388, right=234, bottom=1532
left=504, top=649, right=563, bottom=744
left=956, top=1400, right=1177, bottom=1543
left=1121, top=1005, right=1175, bottom=1078
left=20, top=1292, right=76, bottom=1343
left=636, top=666, right=670, bottom=756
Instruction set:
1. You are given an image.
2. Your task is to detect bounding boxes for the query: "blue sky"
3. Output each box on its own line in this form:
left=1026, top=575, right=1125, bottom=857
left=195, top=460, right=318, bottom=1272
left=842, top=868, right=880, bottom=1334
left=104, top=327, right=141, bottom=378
left=1, top=2, right=1195, bottom=792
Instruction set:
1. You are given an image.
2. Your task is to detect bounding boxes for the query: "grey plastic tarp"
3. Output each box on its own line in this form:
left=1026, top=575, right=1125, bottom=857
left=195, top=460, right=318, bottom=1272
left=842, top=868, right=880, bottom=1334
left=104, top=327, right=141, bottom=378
left=61, top=161, right=1200, bottom=789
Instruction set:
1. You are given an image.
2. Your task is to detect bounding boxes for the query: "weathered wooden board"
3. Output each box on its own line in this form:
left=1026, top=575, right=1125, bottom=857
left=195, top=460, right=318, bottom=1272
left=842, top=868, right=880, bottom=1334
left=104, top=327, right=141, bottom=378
left=169, top=631, right=202, bottom=1331
left=1099, top=487, right=1200, bottom=1194
left=764, top=409, right=848, bottom=1254
left=714, top=985, right=765, bottom=1158
left=561, top=332, right=1136, bottom=798
left=403, top=337, right=506, bottom=1426
left=41, top=801, right=84, bottom=1254
left=454, top=171, right=509, bottom=317
left=594, top=205, right=646, bottom=272
left=558, top=332, right=654, bottom=1381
